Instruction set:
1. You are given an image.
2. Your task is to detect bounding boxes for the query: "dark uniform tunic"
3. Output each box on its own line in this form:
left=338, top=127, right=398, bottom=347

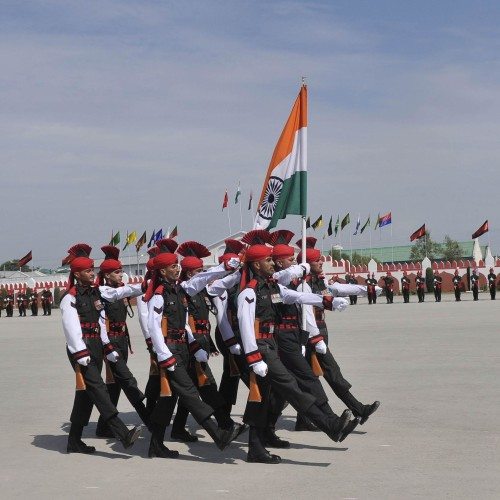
left=381, top=276, right=394, bottom=303
left=453, top=275, right=462, bottom=301
left=416, top=276, right=425, bottom=303
left=433, top=276, right=442, bottom=302
left=29, top=292, right=38, bottom=316
left=401, top=276, right=411, bottom=303
left=488, top=272, right=497, bottom=300
left=41, top=289, right=53, bottom=315
left=471, top=273, right=480, bottom=301
left=17, top=293, right=27, bottom=316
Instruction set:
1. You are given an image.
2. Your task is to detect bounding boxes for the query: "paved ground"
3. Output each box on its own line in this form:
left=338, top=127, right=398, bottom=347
left=1, top=292, right=499, bottom=499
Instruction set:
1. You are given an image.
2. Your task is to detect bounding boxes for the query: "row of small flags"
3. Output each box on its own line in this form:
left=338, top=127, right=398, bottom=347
left=109, top=227, right=178, bottom=253
left=222, top=184, right=253, bottom=211
left=306, top=212, right=392, bottom=236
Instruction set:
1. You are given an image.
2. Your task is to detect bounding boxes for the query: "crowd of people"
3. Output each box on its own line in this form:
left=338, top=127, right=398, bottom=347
left=58, top=232, right=380, bottom=463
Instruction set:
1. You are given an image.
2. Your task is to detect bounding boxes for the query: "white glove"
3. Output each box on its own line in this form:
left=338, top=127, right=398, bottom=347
left=225, top=257, right=241, bottom=270
left=166, top=364, right=176, bottom=372
left=252, top=361, right=268, bottom=377
left=229, top=343, right=242, bottom=355
left=299, top=263, right=310, bottom=276
left=375, top=286, right=383, bottom=296
left=332, top=297, right=349, bottom=312
left=301, top=345, right=306, bottom=356
left=315, top=340, right=327, bottom=354
left=106, top=351, right=120, bottom=363
left=77, top=356, right=91, bottom=366
left=194, top=349, right=209, bottom=363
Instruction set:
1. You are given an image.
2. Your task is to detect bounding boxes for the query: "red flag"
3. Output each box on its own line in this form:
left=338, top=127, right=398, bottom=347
left=18, top=251, right=32, bottom=267
left=472, top=220, right=488, bottom=239
left=410, top=224, right=426, bottom=242
left=222, top=190, right=228, bottom=211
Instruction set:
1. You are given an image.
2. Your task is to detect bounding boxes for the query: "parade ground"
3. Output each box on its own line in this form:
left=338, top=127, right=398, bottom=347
left=1, top=293, right=499, bottom=500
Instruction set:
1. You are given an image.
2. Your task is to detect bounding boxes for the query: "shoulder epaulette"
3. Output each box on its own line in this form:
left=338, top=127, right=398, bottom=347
left=246, top=279, right=258, bottom=290
left=61, top=287, right=77, bottom=300
left=154, top=285, right=164, bottom=295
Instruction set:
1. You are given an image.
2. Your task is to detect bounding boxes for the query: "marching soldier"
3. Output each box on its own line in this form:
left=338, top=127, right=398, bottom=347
left=29, top=289, right=39, bottom=316
left=433, top=271, right=442, bottom=302
left=5, top=291, right=14, bottom=317
left=347, top=273, right=358, bottom=305
left=143, top=238, right=245, bottom=459
left=471, top=269, right=480, bottom=301
left=453, top=270, right=462, bottom=301
left=299, top=239, right=380, bottom=426
left=60, top=244, right=142, bottom=454
left=415, top=271, right=425, bottom=303
left=381, top=271, right=394, bottom=304
left=94, top=246, right=151, bottom=438
left=401, top=271, right=411, bottom=303
left=17, top=290, right=27, bottom=316
left=41, top=287, right=53, bottom=315
left=488, top=268, right=497, bottom=300
left=365, top=273, right=375, bottom=304
left=370, top=273, right=378, bottom=303
left=237, top=230, right=357, bottom=464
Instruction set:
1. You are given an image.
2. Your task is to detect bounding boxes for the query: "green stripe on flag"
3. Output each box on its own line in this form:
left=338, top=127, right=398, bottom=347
left=268, top=172, right=307, bottom=229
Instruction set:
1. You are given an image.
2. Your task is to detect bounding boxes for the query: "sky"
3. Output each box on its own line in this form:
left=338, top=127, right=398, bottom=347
left=1, top=0, right=498, bottom=268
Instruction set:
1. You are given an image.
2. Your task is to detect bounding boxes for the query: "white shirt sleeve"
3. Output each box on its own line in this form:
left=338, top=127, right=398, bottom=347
left=237, top=288, right=258, bottom=358
left=60, top=294, right=87, bottom=354
left=180, top=263, right=230, bottom=297
left=213, top=292, right=236, bottom=343
left=272, top=265, right=304, bottom=285
left=136, top=294, right=150, bottom=340
left=206, top=271, right=241, bottom=297
left=327, top=282, right=368, bottom=297
left=99, top=283, right=143, bottom=302
left=147, top=295, right=174, bottom=362
left=298, top=281, right=320, bottom=337
left=278, top=284, right=324, bottom=306
left=99, top=310, right=111, bottom=345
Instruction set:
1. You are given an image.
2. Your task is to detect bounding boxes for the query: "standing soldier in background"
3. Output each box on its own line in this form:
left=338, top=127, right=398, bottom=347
left=433, top=271, right=442, bottom=302
left=488, top=268, right=497, bottom=300
left=365, top=273, right=376, bottom=305
left=41, top=287, right=53, bottom=315
left=5, top=291, right=14, bottom=317
left=453, top=270, right=462, bottom=302
left=381, top=271, right=394, bottom=304
left=470, top=269, right=480, bottom=301
left=29, top=289, right=39, bottom=316
left=370, top=273, right=378, bottom=304
left=17, top=290, right=27, bottom=316
left=401, top=271, right=411, bottom=303
left=415, top=271, right=425, bottom=303
left=347, top=273, right=358, bottom=305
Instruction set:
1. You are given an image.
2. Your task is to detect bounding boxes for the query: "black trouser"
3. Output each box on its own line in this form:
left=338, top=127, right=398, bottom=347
left=386, top=289, right=394, bottom=303
left=67, top=338, right=129, bottom=440
left=434, top=288, right=441, bottom=302
left=402, top=288, right=410, bottom=303
left=172, top=333, right=233, bottom=430
left=42, top=302, right=51, bottom=315
left=19, top=305, right=26, bottom=316
left=490, top=285, right=496, bottom=300
left=472, top=285, right=479, bottom=301
left=6, top=305, right=13, bottom=317
left=31, top=303, right=38, bottom=316
left=417, top=288, right=425, bottom=302
left=349, top=295, right=357, bottom=305
left=97, top=334, right=148, bottom=430
left=149, top=342, right=214, bottom=430
left=454, top=287, right=461, bottom=301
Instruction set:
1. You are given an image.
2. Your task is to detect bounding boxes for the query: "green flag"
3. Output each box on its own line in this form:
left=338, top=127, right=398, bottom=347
left=334, top=215, right=340, bottom=236
left=327, top=216, right=333, bottom=236
left=312, top=215, right=323, bottom=230
left=360, top=216, right=371, bottom=234
left=341, top=213, right=350, bottom=230
left=112, top=231, right=120, bottom=245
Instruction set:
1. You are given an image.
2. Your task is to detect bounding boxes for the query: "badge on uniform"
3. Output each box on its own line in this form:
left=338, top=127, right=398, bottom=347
left=271, top=294, right=282, bottom=304
left=204, top=296, right=211, bottom=306
left=94, top=300, right=104, bottom=311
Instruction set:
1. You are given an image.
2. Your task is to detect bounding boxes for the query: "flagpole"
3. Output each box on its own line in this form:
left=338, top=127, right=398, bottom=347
left=136, top=251, right=140, bottom=276
left=239, top=196, right=243, bottom=231
left=391, top=222, right=394, bottom=263
left=227, top=206, right=232, bottom=236
left=369, top=225, right=372, bottom=259
left=301, top=215, right=307, bottom=331
left=349, top=223, right=353, bottom=262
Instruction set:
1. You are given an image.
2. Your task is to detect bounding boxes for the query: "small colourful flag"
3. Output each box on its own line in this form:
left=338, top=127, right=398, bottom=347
left=312, top=215, right=323, bottom=230
left=110, top=231, right=120, bottom=245
left=410, top=224, right=426, bottom=242
left=360, top=216, right=370, bottom=234
left=248, top=191, right=253, bottom=211
left=353, top=215, right=361, bottom=235
left=306, top=216, right=311, bottom=229
left=327, top=216, right=333, bottom=236
left=334, top=215, right=340, bottom=236
left=154, top=229, right=163, bottom=242
left=378, top=212, right=392, bottom=228
left=235, top=183, right=241, bottom=204
left=135, top=231, right=147, bottom=252
left=18, top=251, right=32, bottom=268
left=147, top=229, right=156, bottom=248
left=222, top=190, right=229, bottom=211
left=472, top=220, right=488, bottom=239
left=341, top=213, right=350, bottom=230
left=123, top=231, right=137, bottom=251
left=375, top=213, right=380, bottom=230
left=169, top=226, right=178, bottom=239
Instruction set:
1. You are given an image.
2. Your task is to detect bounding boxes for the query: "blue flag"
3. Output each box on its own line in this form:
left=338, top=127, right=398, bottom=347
left=147, top=229, right=156, bottom=248
left=154, top=228, right=163, bottom=242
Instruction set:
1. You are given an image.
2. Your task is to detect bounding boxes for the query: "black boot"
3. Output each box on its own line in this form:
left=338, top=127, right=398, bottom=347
left=294, top=414, right=320, bottom=432
left=202, top=416, right=242, bottom=451
left=247, top=426, right=281, bottom=463
left=264, top=426, right=290, bottom=448
left=359, top=401, right=380, bottom=425
left=106, top=415, right=142, bottom=449
left=149, top=424, right=179, bottom=458
left=338, top=417, right=361, bottom=442
left=171, top=428, right=199, bottom=442
left=338, top=391, right=366, bottom=417
left=67, top=424, right=96, bottom=454
left=305, top=404, right=351, bottom=442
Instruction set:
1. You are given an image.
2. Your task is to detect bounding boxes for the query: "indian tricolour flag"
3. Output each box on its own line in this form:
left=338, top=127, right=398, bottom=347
left=254, top=85, right=307, bottom=230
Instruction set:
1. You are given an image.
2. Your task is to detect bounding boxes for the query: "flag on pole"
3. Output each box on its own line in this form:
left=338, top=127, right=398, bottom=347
left=472, top=220, right=488, bottom=239
left=374, top=213, right=380, bottom=230
left=353, top=215, right=361, bottom=235
left=378, top=212, right=392, bottom=228
left=154, top=229, right=163, bottom=242
left=110, top=231, right=120, bottom=245
left=169, top=226, right=178, bottom=239
left=222, top=190, right=229, bottom=211
left=312, top=215, right=323, bottom=230
left=360, top=216, right=370, bottom=234
left=147, top=229, right=156, bottom=248
left=135, top=231, right=147, bottom=252
left=327, top=216, right=333, bottom=236
left=254, top=85, right=307, bottom=229
left=334, top=215, right=340, bottom=236
left=306, top=216, right=311, bottom=229
left=123, top=231, right=137, bottom=251
left=248, top=191, right=253, bottom=211
left=341, top=213, right=350, bottom=230
left=18, top=251, right=32, bottom=268
left=235, top=183, right=241, bottom=204
left=410, top=224, right=426, bottom=242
